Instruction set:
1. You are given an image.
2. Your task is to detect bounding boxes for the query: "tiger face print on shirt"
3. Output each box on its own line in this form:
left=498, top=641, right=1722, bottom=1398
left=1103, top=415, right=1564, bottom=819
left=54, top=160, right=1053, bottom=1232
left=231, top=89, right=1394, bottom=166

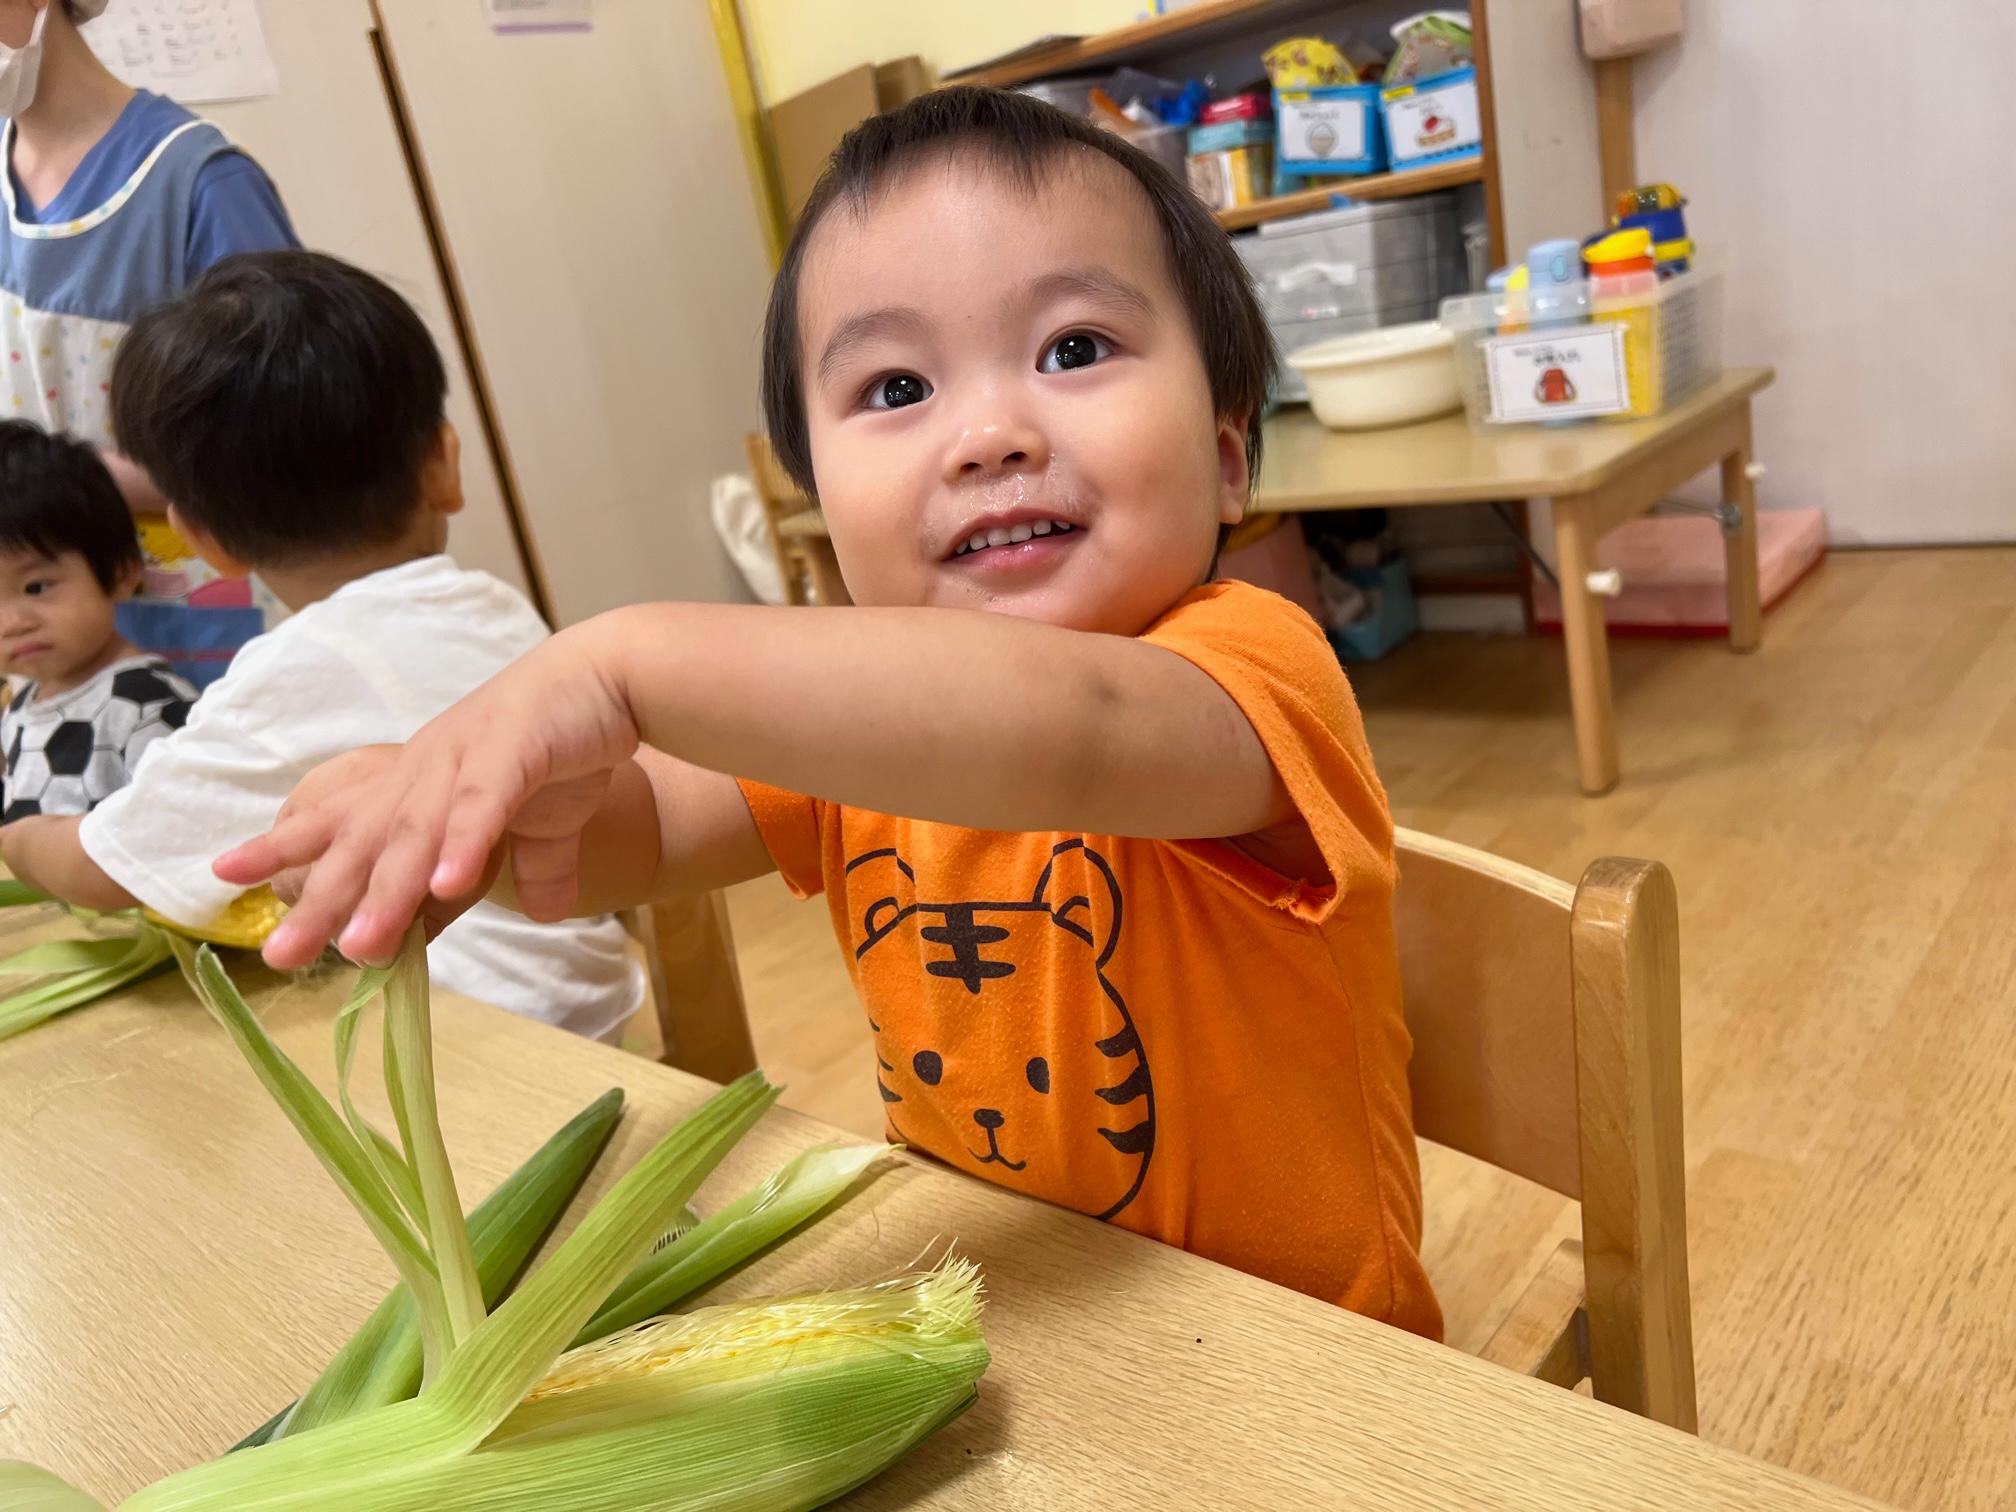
left=848, top=838, right=1156, bottom=1220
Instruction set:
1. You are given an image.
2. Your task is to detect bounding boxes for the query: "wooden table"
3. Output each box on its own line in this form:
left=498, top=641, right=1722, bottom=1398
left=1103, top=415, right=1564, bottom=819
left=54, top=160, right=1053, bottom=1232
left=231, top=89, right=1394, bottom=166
left=0, top=957, right=1884, bottom=1510
left=1256, top=367, right=1776, bottom=793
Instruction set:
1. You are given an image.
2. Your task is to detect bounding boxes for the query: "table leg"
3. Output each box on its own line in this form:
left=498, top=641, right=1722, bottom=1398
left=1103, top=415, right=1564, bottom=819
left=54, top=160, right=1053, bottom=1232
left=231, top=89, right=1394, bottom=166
left=1550, top=499, right=1620, bottom=795
left=1720, top=412, right=1763, bottom=654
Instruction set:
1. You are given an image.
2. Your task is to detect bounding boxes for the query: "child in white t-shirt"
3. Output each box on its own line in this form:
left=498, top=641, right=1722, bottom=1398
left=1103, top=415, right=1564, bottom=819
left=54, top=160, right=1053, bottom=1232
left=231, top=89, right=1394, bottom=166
left=0, top=251, right=643, bottom=1041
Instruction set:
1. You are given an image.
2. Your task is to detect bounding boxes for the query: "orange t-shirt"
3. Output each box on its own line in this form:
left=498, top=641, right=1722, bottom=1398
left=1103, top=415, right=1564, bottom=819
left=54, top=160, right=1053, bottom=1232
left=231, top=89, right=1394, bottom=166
left=738, top=581, right=1440, bottom=1338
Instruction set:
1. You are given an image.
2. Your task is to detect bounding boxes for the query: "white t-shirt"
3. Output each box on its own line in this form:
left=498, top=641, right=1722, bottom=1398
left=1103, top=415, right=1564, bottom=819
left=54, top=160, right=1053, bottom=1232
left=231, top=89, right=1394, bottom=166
left=81, top=555, right=646, bottom=1041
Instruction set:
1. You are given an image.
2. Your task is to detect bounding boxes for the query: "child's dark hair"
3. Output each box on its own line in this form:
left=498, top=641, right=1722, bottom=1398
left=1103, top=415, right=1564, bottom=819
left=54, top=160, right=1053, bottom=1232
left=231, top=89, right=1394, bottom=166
left=0, top=420, right=141, bottom=592
left=110, top=250, right=447, bottom=569
left=760, top=86, right=1276, bottom=499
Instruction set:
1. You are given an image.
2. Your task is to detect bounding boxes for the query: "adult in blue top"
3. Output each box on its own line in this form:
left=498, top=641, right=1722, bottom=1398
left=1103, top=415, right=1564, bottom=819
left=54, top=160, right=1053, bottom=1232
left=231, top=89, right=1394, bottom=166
left=0, top=0, right=298, bottom=682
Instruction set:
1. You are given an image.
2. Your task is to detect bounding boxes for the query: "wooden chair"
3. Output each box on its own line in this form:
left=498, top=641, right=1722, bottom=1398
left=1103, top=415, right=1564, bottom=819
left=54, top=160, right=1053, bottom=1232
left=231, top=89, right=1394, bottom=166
left=617, top=827, right=1697, bottom=1431
left=1395, top=826, right=1696, bottom=1431
left=744, top=433, right=850, bottom=607
left=622, top=893, right=759, bottom=1084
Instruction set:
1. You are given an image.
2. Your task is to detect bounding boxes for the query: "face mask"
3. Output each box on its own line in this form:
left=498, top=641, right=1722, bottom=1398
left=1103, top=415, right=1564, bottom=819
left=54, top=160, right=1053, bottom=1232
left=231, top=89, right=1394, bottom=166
left=0, top=1, right=109, bottom=118
left=0, top=4, right=51, bottom=120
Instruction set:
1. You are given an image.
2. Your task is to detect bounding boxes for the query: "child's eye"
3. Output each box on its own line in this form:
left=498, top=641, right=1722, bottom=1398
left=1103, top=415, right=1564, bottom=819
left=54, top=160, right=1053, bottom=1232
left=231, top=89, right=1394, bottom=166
left=1039, top=331, right=1111, bottom=373
left=24, top=580, right=50, bottom=596
left=864, top=373, right=932, bottom=411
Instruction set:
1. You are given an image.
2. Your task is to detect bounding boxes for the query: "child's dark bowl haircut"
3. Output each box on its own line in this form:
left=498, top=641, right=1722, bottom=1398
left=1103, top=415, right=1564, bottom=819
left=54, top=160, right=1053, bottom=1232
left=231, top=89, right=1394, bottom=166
left=110, top=251, right=447, bottom=570
left=0, top=420, right=140, bottom=590
left=760, top=86, right=1277, bottom=500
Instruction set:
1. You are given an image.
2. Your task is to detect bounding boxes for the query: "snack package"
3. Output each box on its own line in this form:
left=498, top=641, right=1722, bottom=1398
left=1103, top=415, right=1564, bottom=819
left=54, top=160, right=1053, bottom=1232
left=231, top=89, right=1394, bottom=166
left=1262, top=36, right=1358, bottom=89
left=1385, top=10, right=1474, bottom=84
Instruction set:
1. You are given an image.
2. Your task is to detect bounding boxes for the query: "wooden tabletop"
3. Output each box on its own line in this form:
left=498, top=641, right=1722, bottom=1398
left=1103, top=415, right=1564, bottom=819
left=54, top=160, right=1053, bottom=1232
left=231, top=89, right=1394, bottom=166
left=0, top=929, right=1881, bottom=1509
left=1255, top=366, right=1776, bottom=511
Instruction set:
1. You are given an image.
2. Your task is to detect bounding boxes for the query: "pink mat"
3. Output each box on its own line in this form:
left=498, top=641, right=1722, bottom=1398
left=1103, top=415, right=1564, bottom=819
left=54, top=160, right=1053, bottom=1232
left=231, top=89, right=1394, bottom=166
left=1534, top=507, right=1826, bottom=636
left=1219, top=514, right=1325, bottom=622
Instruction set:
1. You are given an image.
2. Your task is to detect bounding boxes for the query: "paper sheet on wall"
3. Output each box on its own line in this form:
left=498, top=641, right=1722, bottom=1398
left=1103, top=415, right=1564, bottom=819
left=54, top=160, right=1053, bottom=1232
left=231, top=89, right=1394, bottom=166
left=84, top=0, right=279, bottom=105
left=486, top=0, right=593, bottom=34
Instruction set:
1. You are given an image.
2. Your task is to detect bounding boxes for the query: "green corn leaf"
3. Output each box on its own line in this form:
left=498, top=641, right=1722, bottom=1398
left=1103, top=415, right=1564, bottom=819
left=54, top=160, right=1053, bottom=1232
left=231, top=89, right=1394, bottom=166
left=236, top=1087, right=627, bottom=1449
left=382, top=928, right=487, bottom=1358
left=170, top=940, right=453, bottom=1383
left=577, top=1142, right=892, bottom=1346
left=124, top=1071, right=780, bottom=1511
left=0, top=878, right=53, bottom=908
left=0, top=926, right=173, bottom=1041
left=0, top=1462, right=105, bottom=1509
left=329, top=965, right=423, bottom=1228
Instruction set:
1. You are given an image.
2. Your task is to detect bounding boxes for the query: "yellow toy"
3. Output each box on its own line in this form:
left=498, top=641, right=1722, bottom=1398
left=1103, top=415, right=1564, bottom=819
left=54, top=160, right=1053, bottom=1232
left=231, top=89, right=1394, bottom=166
left=1262, top=36, right=1357, bottom=89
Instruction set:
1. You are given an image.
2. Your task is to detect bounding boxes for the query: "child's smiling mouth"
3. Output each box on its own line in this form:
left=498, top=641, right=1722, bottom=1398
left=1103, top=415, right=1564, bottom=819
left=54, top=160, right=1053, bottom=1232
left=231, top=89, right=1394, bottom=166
left=941, top=508, right=1086, bottom=570
left=951, top=517, right=1078, bottom=557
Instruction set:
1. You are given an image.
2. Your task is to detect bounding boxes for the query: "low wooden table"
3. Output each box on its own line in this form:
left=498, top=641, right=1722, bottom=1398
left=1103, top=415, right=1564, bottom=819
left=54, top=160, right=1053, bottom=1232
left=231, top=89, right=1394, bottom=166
left=1256, top=367, right=1776, bottom=793
left=0, top=953, right=1882, bottom=1509
left=774, top=367, right=1774, bottom=795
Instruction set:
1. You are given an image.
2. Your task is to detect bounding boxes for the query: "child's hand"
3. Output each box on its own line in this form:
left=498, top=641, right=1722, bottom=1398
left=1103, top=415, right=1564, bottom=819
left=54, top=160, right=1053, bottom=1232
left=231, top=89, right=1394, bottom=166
left=214, top=631, right=641, bottom=970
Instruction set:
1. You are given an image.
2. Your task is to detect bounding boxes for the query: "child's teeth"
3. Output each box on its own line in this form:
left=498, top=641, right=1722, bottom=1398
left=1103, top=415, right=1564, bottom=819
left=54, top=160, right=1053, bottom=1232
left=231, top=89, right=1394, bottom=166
left=1055, top=521, right=1074, bottom=532
left=1008, top=523, right=1033, bottom=543
left=985, top=527, right=1012, bottom=548
left=1032, top=520, right=1052, bottom=536
left=967, top=532, right=989, bottom=553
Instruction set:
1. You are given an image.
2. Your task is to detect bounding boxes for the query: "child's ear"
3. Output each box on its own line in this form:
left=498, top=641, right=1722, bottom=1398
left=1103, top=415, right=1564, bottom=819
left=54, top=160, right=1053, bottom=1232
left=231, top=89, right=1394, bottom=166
left=1215, top=412, right=1252, bottom=528
left=113, top=556, right=145, bottom=600
left=165, top=505, right=249, bottom=580
left=420, top=422, right=466, bottom=517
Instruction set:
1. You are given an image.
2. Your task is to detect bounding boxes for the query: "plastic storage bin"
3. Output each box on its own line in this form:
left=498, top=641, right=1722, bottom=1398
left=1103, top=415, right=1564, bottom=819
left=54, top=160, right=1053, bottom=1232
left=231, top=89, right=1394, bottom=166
left=1380, top=64, right=1483, bottom=168
left=1438, top=263, right=1723, bottom=427
left=1274, top=84, right=1386, bottom=176
left=1236, top=196, right=1467, bottom=401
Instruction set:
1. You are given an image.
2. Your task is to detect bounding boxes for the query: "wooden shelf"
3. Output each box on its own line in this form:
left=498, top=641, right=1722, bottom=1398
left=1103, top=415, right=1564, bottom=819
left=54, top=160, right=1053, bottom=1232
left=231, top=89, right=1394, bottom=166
left=1215, top=154, right=1486, bottom=231
left=945, top=0, right=1297, bottom=88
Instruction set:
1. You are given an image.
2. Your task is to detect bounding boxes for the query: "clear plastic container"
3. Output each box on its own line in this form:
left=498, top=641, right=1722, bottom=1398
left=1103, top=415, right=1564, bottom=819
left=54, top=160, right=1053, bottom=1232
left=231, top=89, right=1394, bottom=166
left=1437, top=263, right=1722, bottom=427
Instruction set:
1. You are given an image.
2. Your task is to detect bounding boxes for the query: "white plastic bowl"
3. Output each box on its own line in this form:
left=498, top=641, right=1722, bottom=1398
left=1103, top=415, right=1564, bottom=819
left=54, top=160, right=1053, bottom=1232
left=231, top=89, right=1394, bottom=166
left=1284, top=321, right=1461, bottom=431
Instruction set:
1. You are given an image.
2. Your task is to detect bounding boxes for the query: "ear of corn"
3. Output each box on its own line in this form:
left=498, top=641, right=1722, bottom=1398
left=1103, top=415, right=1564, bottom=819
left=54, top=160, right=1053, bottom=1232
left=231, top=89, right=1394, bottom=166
left=305, top=1260, right=988, bottom=1512
left=143, top=886, right=289, bottom=951
left=238, top=1086, right=627, bottom=1449
left=11, top=934, right=983, bottom=1510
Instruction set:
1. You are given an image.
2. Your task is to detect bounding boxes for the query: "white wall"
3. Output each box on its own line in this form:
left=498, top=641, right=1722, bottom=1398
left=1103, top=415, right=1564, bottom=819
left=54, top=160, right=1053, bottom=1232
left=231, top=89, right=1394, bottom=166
left=1636, top=2, right=2016, bottom=544
left=378, top=0, right=772, bottom=620
left=201, top=0, right=532, bottom=596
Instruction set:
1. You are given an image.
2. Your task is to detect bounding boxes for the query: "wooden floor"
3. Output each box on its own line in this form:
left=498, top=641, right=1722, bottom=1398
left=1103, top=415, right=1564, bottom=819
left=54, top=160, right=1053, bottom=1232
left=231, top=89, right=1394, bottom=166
left=724, top=546, right=2016, bottom=1512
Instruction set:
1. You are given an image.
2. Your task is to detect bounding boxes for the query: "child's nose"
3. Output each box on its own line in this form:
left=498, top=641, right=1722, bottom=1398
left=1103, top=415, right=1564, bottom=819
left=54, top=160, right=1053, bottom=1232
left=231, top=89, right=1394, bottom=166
left=945, top=416, right=1050, bottom=482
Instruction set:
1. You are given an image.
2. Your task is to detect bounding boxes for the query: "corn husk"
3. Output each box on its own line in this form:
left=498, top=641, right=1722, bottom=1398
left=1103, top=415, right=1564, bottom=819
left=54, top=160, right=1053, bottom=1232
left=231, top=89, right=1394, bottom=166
left=1, top=934, right=982, bottom=1511
left=238, top=1086, right=628, bottom=1448
left=0, top=924, right=174, bottom=1041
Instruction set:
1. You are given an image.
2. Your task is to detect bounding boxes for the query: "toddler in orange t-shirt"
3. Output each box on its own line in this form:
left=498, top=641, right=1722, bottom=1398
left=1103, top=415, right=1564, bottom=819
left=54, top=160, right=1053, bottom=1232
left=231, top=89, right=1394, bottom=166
left=221, top=88, right=1441, bottom=1338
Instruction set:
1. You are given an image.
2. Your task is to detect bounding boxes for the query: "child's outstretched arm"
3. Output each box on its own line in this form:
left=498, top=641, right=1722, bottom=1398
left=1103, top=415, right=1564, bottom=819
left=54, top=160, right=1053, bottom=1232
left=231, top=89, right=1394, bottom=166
left=220, top=602, right=1293, bottom=970
left=0, top=817, right=141, bottom=911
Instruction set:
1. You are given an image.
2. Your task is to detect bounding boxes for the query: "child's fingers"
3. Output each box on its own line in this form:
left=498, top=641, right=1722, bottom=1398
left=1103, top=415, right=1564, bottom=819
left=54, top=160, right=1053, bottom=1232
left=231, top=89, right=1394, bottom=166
left=431, top=773, right=519, bottom=902
left=336, top=769, right=461, bottom=965
left=259, top=821, right=383, bottom=969
left=508, top=830, right=582, bottom=923
left=214, top=809, right=337, bottom=887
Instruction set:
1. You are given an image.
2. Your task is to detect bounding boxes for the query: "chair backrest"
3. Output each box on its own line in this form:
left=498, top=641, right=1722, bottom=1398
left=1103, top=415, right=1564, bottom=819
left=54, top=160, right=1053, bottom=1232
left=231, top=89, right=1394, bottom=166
left=1393, top=826, right=1697, bottom=1429
left=1394, top=827, right=1583, bottom=1197
left=744, top=433, right=815, bottom=605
